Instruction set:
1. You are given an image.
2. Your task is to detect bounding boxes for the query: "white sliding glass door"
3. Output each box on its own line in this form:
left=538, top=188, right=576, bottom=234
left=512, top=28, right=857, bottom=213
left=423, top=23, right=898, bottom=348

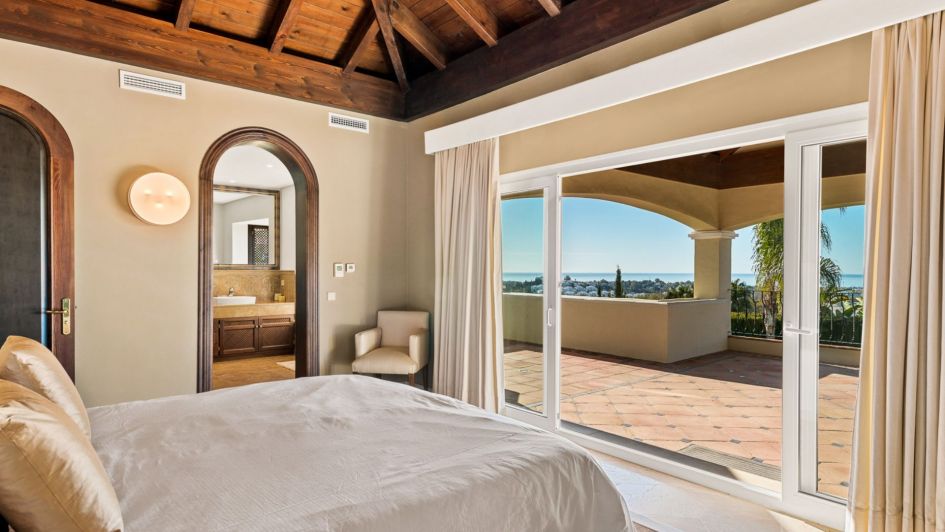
left=499, top=176, right=559, bottom=432
left=783, top=120, right=867, bottom=518
left=495, top=106, right=869, bottom=529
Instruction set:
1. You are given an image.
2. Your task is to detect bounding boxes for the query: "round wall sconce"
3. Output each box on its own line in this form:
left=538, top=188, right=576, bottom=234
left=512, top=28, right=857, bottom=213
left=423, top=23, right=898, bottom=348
left=128, top=172, right=191, bottom=225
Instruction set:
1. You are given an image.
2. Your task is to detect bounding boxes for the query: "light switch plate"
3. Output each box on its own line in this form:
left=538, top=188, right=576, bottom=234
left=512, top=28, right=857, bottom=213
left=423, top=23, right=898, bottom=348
left=333, top=263, right=345, bottom=278
left=327, top=292, right=337, bottom=301
left=345, top=263, right=355, bottom=273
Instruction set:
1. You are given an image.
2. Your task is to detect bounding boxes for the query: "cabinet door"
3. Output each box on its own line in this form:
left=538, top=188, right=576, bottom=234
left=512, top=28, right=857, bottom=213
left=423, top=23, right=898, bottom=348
left=217, top=317, right=258, bottom=357
left=258, top=315, right=295, bottom=354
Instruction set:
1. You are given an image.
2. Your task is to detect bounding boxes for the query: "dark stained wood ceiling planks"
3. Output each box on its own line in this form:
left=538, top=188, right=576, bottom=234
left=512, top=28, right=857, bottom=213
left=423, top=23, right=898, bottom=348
left=5, top=0, right=731, bottom=120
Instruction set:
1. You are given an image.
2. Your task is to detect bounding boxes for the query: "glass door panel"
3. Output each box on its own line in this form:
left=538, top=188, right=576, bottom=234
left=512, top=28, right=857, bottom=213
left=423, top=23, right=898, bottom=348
left=788, top=127, right=866, bottom=508
left=501, top=191, right=546, bottom=414
left=499, top=177, right=559, bottom=429
left=813, top=139, right=865, bottom=500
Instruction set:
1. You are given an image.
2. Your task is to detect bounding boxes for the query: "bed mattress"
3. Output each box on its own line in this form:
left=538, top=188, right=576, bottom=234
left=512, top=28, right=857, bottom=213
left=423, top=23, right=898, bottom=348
left=89, top=375, right=630, bottom=531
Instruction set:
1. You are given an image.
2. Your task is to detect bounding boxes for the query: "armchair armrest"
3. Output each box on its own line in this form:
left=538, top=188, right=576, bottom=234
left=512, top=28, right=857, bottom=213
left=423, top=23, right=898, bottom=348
left=408, top=330, right=429, bottom=369
left=354, top=328, right=382, bottom=358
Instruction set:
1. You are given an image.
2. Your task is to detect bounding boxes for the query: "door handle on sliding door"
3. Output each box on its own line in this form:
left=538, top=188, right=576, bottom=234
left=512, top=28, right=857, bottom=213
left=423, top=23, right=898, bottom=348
left=547, top=308, right=554, bottom=327
left=783, top=327, right=813, bottom=335
left=44, top=298, right=71, bottom=335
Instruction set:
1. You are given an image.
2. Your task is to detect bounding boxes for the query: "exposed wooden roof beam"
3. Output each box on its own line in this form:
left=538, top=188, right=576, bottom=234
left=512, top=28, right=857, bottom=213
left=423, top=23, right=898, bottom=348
left=387, top=0, right=449, bottom=70
left=340, top=11, right=380, bottom=74
left=175, top=0, right=197, bottom=30
left=535, top=0, right=562, bottom=17
left=445, top=0, right=500, bottom=47
left=372, top=0, right=410, bottom=91
left=268, top=0, right=304, bottom=54
left=0, top=0, right=404, bottom=118
left=404, top=0, right=728, bottom=119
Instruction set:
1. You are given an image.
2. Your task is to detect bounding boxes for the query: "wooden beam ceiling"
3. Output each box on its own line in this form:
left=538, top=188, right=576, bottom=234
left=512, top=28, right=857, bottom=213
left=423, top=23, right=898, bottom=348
left=175, top=0, right=197, bottom=30
left=371, top=0, right=410, bottom=91
left=1, top=0, right=733, bottom=121
left=0, top=0, right=403, bottom=118
left=268, top=0, right=304, bottom=54
left=620, top=141, right=867, bottom=190
left=403, top=0, right=729, bottom=119
left=535, top=0, right=562, bottom=17
left=446, top=0, right=500, bottom=47
left=340, top=11, right=380, bottom=74
left=385, top=0, right=449, bottom=70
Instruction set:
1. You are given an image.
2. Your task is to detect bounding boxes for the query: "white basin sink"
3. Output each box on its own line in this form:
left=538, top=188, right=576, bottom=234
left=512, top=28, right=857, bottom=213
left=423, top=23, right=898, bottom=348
left=213, top=295, right=256, bottom=306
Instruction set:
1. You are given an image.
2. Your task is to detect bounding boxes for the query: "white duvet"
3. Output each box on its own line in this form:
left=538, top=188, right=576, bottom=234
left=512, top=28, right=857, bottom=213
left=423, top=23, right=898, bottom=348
left=89, top=375, right=630, bottom=532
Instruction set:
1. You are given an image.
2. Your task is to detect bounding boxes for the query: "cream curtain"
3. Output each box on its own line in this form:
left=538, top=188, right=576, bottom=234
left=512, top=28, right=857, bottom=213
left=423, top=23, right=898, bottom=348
left=848, top=12, right=945, bottom=531
left=432, top=139, right=503, bottom=412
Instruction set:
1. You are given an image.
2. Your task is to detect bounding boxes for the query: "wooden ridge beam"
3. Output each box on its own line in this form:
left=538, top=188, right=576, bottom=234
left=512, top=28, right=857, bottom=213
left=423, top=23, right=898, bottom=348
left=340, top=11, right=380, bottom=74
left=175, top=0, right=197, bottom=30
left=387, top=0, right=449, bottom=70
left=268, top=0, right=304, bottom=54
left=0, top=0, right=404, bottom=118
left=404, top=0, right=729, bottom=119
left=372, top=0, right=409, bottom=91
left=535, top=0, right=561, bottom=17
left=445, top=0, right=499, bottom=47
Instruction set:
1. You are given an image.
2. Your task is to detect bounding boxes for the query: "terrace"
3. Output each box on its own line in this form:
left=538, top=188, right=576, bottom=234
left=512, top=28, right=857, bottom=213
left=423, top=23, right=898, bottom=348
left=503, top=311, right=860, bottom=499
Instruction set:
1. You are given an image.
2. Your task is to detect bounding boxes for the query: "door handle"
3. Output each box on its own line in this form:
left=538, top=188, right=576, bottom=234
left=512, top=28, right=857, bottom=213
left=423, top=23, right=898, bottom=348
left=546, top=308, right=554, bottom=327
left=44, top=298, right=71, bottom=336
left=783, top=327, right=812, bottom=336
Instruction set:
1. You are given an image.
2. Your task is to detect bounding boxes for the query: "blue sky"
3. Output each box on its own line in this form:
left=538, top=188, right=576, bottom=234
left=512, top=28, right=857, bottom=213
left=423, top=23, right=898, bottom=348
left=501, top=197, right=864, bottom=275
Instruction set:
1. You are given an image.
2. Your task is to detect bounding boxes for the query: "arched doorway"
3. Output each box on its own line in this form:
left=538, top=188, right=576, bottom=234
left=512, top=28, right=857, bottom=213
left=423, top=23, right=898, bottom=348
left=197, top=128, right=318, bottom=392
left=0, top=85, right=75, bottom=379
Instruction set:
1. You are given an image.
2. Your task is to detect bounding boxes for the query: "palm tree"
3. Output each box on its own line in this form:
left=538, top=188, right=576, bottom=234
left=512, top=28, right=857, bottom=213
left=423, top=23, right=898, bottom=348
left=730, top=279, right=752, bottom=313
left=752, top=217, right=843, bottom=337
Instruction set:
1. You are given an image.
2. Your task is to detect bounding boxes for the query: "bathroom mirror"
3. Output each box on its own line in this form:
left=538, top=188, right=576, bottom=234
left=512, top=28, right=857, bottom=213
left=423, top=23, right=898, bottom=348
left=212, top=185, right=280, bottom=269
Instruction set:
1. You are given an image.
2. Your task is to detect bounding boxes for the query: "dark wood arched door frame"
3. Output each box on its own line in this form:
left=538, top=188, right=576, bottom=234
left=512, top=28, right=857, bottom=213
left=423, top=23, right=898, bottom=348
left=197, top=127, right=319, bottom=392
left=0, top=85, right=75, bottom=379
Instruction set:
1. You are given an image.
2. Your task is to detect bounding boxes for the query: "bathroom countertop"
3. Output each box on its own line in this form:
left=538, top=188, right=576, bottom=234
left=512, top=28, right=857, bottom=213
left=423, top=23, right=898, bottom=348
left=213, top=302, right=296, bottom=319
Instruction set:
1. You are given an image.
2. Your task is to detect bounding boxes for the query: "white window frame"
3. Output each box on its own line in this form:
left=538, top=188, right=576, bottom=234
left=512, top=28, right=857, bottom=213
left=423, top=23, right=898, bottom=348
left=497, top=104, right=868, bottom=530
left=783, top=121, right=868, bottom=508
left=499, top=175, right=560, bottom=434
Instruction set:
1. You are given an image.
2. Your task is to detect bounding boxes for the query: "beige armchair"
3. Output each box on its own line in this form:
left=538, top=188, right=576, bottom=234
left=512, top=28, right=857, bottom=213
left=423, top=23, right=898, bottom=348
left=352, top=311, right=430, bottom=387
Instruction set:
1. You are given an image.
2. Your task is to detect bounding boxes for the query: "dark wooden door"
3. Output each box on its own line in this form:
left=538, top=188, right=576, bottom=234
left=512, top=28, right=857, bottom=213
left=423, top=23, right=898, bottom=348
left=0, top=87, right=74, bottom=378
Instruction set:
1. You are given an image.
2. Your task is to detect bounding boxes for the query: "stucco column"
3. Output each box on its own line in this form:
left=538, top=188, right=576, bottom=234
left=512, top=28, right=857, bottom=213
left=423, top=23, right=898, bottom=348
left=689, top=230, right=737, bottom=299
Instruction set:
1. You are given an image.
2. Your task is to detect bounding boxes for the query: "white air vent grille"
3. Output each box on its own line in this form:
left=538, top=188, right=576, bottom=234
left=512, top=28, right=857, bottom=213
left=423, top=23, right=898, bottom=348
left=329, top=113, right=369, bottom=133
left=119, top=70, right=186, bottom=100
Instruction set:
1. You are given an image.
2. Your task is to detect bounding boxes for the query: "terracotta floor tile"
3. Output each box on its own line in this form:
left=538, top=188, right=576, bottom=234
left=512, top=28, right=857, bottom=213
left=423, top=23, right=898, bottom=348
left=580, top=412, right=624, bottom=425
left=575, top=402, right=617, bottom=413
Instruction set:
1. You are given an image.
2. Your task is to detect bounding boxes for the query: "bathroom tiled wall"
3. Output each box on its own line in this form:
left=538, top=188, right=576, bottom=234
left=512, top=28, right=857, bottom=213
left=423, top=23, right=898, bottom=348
left=212, top=270, right=296, bottom=302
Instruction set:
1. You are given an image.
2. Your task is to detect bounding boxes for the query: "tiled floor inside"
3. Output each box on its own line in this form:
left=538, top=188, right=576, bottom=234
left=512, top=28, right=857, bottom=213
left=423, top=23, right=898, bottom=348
left=503, top=343, right=858, bottom=499
left=212, top=354, right=295, bottom=390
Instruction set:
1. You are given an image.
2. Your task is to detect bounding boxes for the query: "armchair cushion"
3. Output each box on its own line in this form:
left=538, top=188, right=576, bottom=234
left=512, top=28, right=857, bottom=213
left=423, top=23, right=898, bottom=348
left=354, top=328, right=382, bottom=358
left=351, top=347, right=420, bottom=375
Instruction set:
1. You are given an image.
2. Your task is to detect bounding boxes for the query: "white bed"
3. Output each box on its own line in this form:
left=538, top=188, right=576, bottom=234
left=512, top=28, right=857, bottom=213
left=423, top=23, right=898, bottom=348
left=89, top=375, right=631, bottom=531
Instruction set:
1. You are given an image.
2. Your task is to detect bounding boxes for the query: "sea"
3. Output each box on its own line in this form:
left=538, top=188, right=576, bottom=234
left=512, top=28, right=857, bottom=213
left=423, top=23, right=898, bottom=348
left=503, top=272, right=865, bottom=288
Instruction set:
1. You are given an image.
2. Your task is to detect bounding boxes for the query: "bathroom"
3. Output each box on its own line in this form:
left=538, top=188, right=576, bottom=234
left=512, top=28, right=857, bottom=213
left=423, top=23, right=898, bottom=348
left=209, top=144, right=298, bottom=389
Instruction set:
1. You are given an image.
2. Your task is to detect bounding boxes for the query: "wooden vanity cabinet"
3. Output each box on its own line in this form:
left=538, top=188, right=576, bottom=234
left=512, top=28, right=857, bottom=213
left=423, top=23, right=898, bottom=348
left=214, top=315, right=295, bottom=358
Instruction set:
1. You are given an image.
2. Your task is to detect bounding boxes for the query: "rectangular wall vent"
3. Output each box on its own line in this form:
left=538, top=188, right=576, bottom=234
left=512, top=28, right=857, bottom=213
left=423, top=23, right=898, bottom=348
left=119, top=70, right=186, bottom=100
left=329, top=113, right=369, bottom=133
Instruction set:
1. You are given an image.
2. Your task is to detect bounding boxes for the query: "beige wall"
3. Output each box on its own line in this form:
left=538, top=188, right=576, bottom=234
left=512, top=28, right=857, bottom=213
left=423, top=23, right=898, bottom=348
left=0, top=39, right=409, bottom=406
